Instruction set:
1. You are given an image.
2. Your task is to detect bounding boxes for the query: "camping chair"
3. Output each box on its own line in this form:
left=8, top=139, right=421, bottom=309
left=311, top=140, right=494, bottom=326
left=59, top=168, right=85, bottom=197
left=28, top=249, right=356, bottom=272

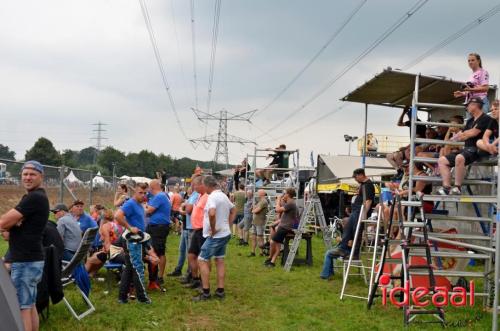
left=61, top=227, right=98, bottom=320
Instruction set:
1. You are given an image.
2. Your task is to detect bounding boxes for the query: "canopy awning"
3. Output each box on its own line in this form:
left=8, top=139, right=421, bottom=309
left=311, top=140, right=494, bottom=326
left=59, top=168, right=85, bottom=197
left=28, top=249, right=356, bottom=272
left=317, top=154, right=395, bottom=184
left=341, top=67, right=496, bottom=109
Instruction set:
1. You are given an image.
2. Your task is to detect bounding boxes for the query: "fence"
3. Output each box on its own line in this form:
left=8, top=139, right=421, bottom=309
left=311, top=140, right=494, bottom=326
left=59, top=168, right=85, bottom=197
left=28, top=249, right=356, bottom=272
left=0, top=158, right=120, bottom=215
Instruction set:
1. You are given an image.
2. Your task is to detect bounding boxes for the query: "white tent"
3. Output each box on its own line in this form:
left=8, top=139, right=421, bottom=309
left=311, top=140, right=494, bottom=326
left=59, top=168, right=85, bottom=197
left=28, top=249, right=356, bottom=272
left=64, top=170, right=83, bottom=185
left=91, top=171, right=110, bottom=187
left=130, top=176, right=152, bottom=184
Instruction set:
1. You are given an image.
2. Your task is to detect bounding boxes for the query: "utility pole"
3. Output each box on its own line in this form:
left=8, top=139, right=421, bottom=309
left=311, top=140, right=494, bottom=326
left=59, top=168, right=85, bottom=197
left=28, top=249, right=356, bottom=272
left=190, top=108, right=256, bottom=169
left=91, top=122, right=108, bottom=164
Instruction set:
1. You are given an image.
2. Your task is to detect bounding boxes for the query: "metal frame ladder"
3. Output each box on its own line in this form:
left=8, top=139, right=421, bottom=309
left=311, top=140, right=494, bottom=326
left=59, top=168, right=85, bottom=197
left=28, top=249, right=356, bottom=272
left=340, top=204, right=383, bottom=301
left=283, top=194, right=331, bottom=272
left=399, top=198, right=445, bottom=326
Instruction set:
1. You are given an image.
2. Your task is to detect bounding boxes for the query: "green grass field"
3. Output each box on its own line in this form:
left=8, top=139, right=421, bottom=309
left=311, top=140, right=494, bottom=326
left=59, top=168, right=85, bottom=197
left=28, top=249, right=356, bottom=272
left=0, top=233, right=492, bottom=331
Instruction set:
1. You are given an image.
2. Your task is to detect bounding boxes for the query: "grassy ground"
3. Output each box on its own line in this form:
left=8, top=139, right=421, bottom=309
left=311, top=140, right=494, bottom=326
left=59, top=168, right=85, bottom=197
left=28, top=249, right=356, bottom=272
left=0, top=234, right=493, bottom=331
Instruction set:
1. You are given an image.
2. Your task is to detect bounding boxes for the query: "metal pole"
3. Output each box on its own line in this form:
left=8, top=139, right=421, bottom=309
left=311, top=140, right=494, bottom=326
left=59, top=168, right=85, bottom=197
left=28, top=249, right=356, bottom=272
left=348, top=140, right=352, bottom=156
left=362, top=104, right=368, bottom=168
left=112, top=163, right=116, bottom=190
left=89, top=171, right=93, bottom=206
left=58, top=165, right=65, bottom=203
left=493, top=113, right=500, bottom=331
left=408, top=75, right=419, bottom=206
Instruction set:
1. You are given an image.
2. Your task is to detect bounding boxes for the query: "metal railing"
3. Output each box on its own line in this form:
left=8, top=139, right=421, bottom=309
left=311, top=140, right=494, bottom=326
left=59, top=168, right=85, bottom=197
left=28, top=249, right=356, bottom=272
left=0, top=158, right=120, bottom=214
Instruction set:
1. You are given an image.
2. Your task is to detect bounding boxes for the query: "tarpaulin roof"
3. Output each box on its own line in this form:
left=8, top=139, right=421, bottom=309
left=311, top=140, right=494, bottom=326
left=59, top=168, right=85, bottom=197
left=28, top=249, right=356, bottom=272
left=317, top=154, right=395, bottom=184
left=341, top=67, right=496, bottom=109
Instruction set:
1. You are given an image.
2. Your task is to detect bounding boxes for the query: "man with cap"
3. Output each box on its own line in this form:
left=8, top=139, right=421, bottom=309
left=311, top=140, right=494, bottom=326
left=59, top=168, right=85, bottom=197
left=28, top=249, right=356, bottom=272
left=114, top=182, right=151, bottom=304
left=328, top=168, right=375, bottom=259
left=70, top=199, right=97, bottom=234
left=52, top=203, right=82, bottom=261
left=0, top=160, right=49, bottom=331
left=438, top=97, right=492, bottom=195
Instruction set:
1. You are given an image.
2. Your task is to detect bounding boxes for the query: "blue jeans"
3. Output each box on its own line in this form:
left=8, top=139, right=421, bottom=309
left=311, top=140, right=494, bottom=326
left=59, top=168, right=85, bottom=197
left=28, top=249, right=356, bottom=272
left=482, top=97, right=490, bottom=113
left=339, top=206, right=361, bottom=255
left=198, top=235, right=231, bottom=261
left=11, top=261, right=45, bottom=309
left=175, top=229, right=192, bottom=272
left=127, top=241, right=145, bottom=285
left=320, top=249, right=336, bottom=279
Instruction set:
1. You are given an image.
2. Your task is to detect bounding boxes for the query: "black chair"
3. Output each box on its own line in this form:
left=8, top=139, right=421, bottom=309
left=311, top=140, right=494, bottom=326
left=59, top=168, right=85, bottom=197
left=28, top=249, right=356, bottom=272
left=61, top=227, right=98, bottom=320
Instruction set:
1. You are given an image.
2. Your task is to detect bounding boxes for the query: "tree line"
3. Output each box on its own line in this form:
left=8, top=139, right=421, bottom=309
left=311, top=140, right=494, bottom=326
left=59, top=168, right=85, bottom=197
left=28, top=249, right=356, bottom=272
left=0, top=138, right=228, bottom=178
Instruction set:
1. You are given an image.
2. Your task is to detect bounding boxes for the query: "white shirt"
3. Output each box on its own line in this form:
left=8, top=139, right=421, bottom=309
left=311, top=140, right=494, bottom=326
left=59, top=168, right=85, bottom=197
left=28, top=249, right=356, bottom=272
left=203, top=189, right=234, bottom=238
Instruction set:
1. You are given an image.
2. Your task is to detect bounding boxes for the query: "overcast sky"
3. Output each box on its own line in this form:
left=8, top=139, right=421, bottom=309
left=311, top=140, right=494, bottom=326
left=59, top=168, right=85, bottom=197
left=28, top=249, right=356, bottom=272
left=1, top=0, right=499, bottom=166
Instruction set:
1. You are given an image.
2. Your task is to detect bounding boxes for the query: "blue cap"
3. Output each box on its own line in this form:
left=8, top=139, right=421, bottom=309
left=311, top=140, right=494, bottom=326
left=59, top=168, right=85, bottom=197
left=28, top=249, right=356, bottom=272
left=22, top=160, right=44, bottom=174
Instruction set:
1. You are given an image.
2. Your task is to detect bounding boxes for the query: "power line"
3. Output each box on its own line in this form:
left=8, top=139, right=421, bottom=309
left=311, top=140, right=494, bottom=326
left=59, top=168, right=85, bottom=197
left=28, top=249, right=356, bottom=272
left=168, top=0, right=190, bottom=108
left=258, top=104, right=349, bottom=144
left=255, top=0, right=428, bottom=138
left=138, top=0, right=190, bottom=141
left=403, top=3, right=500, bottom=70
left=190, top=0, right=199, bottom=111
left=206, top=0, right=222, bottom=116
left=255, top=0, right=367, bottom=117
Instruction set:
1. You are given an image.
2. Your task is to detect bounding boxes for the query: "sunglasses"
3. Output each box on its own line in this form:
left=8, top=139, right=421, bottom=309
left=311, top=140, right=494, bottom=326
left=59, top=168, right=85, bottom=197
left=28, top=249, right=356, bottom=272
left=52, top=210, right=60, bottom=214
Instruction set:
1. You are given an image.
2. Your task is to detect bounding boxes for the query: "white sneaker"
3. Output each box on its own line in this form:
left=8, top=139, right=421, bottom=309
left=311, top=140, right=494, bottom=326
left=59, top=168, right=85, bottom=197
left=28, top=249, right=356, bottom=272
left=437, top=187, right=450, bottom=196
left=450, top=187, right=462, bottom=195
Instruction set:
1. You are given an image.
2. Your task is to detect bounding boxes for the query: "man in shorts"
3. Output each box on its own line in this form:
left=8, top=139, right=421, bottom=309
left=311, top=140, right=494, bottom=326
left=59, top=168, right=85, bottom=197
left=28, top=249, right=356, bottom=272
left=231, top=183, right=246, bottom=239
left=249, top=189, right=268, bottom=257
left=238, top=190, right=253, bottom=246
left=438, top=97, right=492, bottom=195
left=193, top=176, right=236, bottom=301
left=265, top=188, right=298, bottom=267
left=0, top=160, right=49, bottom=331
left=185, top=176, right=208, bottom=289
left=145, top=179, right=172, bottom=289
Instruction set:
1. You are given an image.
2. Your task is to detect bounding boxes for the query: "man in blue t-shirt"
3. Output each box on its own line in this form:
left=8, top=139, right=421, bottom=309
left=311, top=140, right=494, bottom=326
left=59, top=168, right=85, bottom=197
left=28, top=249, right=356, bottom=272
left=169, top=177, right=200, bottom=279
left=115, top=182, right=150, bottom=304
left=145, top=179, right=172, bottom=289
left=71, top=200, right=97, bottom=233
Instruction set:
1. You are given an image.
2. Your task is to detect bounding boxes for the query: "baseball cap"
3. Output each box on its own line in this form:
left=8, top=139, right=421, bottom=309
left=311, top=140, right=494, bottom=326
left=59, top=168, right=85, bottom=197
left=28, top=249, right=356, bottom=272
left=70, top=199, right=85, bottom=208
left=467, top=97, right=484, bottom=106
left=50, top=203, right=68, bottom=213
left=22, top=160, right=44, bottom=174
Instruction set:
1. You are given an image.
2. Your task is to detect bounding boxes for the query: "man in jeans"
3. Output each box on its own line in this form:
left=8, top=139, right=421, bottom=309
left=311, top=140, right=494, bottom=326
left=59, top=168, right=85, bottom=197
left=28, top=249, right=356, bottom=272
left=53, top=203, right=82, bottom=261
left=145, top=179, right=171, bottom=289
left=115, top=182, right=151, bottom=304
left=0, top=160, right=49, bottom=331
left=193, top=176, right=236, bottom=301
left=170, top=178, right=199, bottom=279
left=327, top=168, right=375, bottom=263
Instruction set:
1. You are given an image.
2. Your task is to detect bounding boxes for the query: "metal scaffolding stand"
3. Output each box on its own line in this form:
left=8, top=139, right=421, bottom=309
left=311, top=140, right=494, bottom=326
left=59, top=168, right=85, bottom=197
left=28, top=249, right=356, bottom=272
left=340, top=68, right=499, bottom=328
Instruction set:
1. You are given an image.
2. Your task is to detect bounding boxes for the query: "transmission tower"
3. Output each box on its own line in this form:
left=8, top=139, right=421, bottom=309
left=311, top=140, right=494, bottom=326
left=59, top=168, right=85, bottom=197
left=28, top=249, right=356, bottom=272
left=91, top=122, right=108, bottom=163
left=190, top=109, right=256, bottom=168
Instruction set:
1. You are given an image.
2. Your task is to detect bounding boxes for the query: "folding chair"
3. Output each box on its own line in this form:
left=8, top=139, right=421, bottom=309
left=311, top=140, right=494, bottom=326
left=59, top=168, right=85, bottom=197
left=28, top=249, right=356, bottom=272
left=60, top=227, right=98, bottom=320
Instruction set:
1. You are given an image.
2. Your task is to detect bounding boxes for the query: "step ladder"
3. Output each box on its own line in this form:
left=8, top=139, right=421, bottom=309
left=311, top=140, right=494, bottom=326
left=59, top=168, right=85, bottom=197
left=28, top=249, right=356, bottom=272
left=340, top=204, right=383, bottom=301
left=397, top=196, right=446, bottom=325
left=367, top=195, right=402, bottom=308
left=283, top=195, right=331, bottom=272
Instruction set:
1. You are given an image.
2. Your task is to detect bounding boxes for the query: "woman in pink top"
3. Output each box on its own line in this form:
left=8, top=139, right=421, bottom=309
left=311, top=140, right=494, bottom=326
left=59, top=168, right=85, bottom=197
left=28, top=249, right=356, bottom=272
left=454, top=53, right=490, bottom=113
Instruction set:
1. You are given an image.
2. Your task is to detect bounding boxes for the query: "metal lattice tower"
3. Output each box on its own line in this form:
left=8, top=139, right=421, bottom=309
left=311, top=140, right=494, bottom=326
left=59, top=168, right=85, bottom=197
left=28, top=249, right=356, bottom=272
left=190, top=108, right=256, bottom=168
left=91, top=122, right=108, bottom=164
